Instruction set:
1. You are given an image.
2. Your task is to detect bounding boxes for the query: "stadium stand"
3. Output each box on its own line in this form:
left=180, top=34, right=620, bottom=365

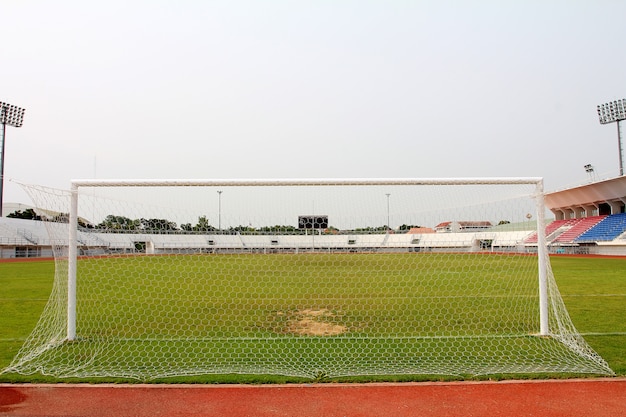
left=0, top=215, right=537, bottom=258
left=0, top=217, right=53, bottom=258
left=575, top=213, right=626, bottom=242
left=3, top=175, right=626, bottom=257
left=524, top=219, right=570, bottom=243
left=539, top=175, right=626, bottom=254
left=553, top=216, right=607, bottom=243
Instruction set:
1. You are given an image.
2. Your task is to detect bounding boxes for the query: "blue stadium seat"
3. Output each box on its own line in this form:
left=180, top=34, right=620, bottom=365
left=575, top=213, right=626, bottom=242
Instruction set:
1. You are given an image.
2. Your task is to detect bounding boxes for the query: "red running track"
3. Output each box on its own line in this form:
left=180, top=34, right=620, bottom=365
left=1, top=379, right=625, bottom=417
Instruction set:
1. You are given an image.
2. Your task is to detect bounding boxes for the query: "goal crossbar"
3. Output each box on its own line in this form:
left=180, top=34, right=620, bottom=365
left=70, top=177, right=544, bottom=188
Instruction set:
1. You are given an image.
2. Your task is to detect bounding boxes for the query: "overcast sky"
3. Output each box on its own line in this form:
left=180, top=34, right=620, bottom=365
left=2, top=0, right=626, bottom=207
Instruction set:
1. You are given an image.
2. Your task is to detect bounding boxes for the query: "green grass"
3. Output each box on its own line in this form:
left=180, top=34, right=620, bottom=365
left=0, top=260, right=54, bottom=370
left=0, top=254, right=624, bottom=383
left=74, top=254, right=539, bottom=338
left=549, top=256, right=626, bottom=375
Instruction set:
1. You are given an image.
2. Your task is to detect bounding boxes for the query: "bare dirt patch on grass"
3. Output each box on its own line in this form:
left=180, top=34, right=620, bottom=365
left=279, top=308, right=347, bottom=336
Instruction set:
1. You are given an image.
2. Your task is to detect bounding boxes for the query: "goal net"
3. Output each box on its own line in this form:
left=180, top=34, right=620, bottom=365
left=4, top=178, right=613, bottom=380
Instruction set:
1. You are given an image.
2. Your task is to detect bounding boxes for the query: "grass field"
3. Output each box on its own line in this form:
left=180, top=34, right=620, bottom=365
left=0, top=254, right=624, bottom=383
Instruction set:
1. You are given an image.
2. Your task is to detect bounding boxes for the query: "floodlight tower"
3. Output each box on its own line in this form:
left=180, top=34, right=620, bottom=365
left=385, top=193, right=391, bottom=232
left=0, top=101, right=26, bottom=217
left=597, top=99, right=626, bottom=176
left=584, top=164, right=596, bottom=182
left=217, top=190, right=223, bottom=231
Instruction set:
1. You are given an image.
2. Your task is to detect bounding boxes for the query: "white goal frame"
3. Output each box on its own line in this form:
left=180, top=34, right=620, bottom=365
left=67, top=177, right=549, bottom=342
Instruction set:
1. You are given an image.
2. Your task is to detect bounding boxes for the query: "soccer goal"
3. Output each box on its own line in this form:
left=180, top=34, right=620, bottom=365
left=5, top=177, right=613, bottom=380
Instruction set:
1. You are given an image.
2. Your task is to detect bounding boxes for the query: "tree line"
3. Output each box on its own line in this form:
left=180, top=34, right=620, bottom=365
left=7, top=209, right=423, bottom=234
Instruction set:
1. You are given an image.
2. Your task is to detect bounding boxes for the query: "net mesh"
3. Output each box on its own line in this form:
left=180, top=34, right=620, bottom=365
left=3, top=179, right=613, bottom=380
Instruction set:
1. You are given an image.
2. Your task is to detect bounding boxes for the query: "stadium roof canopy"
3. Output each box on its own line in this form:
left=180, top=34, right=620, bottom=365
left=545, top=176, right=626, bottom=220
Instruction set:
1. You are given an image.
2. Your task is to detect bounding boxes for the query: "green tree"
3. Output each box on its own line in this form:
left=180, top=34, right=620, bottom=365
left=51, top=213, right=70, bottom=223
left=194, top=215, right=214, bottom=232
left=398, top=224, right=422, bottom=231
left=7, top=208, right=41, bottom=220
left=97, top=215, right=139, bottom=231
left=259, top=225, right=299, bottom=234
left=230, top=225, right=256, bottom=234
left=140, top=218, right=178, bottom=232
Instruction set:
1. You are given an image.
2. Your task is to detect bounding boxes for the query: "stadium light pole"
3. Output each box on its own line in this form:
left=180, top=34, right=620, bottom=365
left=385, top=193, right=391, bottom=232
left=217, top=190, right=222, bottom=232
left=597, top=99, right=626, bottom=176
left=0, top=101, right=26, bottom=217
left=584, top=164, right=595, bottom=182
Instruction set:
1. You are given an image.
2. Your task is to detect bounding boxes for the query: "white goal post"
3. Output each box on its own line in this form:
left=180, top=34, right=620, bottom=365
left=67, top=177, right=549, bottom=341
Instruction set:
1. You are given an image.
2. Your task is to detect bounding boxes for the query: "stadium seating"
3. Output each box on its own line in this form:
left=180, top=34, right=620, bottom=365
left=524, top=219, right=572, bottom=244
left=554, top=216, right=607, bottom=243
left=3, top=214, right=626, bottom=258
left=524, top=215, right=623, bottom=244
left=575, top=213, right=626, bottom=242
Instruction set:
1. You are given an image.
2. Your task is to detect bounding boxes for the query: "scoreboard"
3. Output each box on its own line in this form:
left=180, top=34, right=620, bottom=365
left=298, top=215, right=329, bottom=229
